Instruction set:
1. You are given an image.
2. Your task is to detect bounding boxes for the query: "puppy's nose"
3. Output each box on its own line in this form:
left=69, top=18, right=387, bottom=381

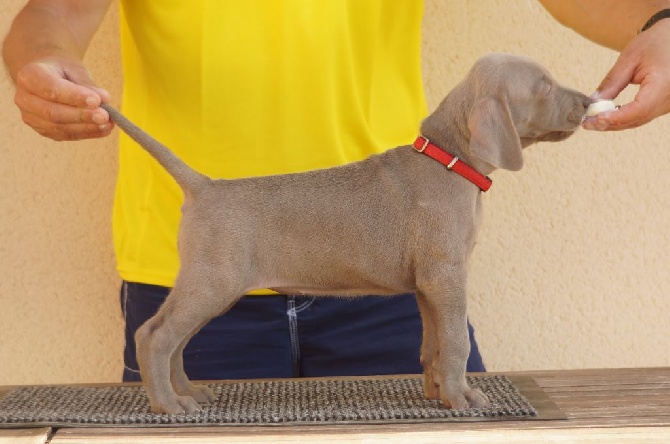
left=568, top=93, right=592, bottom=124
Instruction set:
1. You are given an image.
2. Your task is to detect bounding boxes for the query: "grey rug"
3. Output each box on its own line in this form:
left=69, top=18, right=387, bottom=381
left=0, top=376, right=547, bottom=428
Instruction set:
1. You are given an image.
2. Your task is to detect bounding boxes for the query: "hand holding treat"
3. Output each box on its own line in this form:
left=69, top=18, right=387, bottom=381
left=582, top=18, right=670, bottom=131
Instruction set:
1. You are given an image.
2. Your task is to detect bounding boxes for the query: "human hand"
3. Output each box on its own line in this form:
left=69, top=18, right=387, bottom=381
left=13, top=55, right=113, bottom=141
left=582, top=20, right=670, bottom=131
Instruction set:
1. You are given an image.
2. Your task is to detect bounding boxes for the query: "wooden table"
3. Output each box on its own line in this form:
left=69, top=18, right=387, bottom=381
left=1, top=367, right=669, bottom=443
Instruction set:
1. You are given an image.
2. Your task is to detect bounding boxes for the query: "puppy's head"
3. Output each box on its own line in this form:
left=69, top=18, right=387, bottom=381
left=466, top=54, right=590, bottom=172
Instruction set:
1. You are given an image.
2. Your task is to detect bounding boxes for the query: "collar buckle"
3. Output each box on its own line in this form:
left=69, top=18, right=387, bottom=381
left=413, top=136, right=430, bottom=153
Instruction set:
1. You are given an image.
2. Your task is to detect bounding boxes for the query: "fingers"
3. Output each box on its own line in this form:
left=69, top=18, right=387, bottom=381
left=582, top=49, right=639, bottom=131
left=592, top=57, right=635, bottom=103
left=582, top=112, right=640, bottom=132
left=15, top=92, right=114, bottom=141
left=16, top=88, right=114, bottom=140
left=24, top=119, right=113, bottom=141
left=13, top=58, right=114, bottom=141
left=584, top=22, right=670, bottom=132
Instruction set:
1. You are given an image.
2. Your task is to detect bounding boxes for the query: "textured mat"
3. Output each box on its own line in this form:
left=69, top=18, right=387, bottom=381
left=0, top=375, right=561, bottom=428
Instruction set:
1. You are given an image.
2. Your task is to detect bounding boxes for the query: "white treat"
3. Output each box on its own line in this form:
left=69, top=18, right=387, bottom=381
left=586, top=100, right=616, bottom=117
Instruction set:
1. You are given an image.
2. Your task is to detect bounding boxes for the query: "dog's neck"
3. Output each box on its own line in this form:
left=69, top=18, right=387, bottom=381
left=419, top=86, right=496, bottom=177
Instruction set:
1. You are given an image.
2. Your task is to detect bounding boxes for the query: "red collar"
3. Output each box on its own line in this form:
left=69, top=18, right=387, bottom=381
left=412, top=136, right=492, bottom=192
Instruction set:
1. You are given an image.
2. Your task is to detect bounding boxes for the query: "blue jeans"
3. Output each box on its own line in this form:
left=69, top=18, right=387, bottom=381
left=120, top=281, right=485, bottom=381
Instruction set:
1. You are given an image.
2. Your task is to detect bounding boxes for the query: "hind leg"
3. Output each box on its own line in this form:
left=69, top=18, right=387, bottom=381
left=135, top=275, right=241, bottom=414
left=169, top=323, right=217, bottom=404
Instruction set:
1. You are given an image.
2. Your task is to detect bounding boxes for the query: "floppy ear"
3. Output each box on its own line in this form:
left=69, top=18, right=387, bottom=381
left=468, top=98, right=524, bottom=171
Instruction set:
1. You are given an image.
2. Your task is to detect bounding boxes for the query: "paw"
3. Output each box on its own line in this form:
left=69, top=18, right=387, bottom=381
left=185, top=384, right=216, bottom=404
left=173, top=378, right=216, bottom=403
left=464, top=387, right=490, bottom=408
left=151, top=394, right=202, bottom=415
left=441, top=387, right=490, bottom=410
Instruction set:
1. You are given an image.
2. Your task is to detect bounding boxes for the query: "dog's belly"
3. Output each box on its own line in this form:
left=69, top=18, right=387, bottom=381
left=258, top=276, right=415, bottom=297
left=245, top=250, right=417, bottom=297
left=267, top=285, right=412, bottom=297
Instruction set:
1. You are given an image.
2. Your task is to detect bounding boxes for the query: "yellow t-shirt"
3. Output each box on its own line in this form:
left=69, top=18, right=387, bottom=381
left=114, top=0, right=427, bottom=289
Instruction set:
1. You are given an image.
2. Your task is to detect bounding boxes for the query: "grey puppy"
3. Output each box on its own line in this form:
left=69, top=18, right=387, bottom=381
left=102, top=53, right=589, bottom=414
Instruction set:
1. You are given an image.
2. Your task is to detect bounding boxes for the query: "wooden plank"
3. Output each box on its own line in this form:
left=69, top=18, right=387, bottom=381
left=529, top=367, right=670, bottom=387
left=530, top=367, right=670, bottom=424
left=552, top=396, right=670, bottom=409
left=506, top=375, right=565, bottom=420
left=0, top=428, right=51, bottom=444
left=51, top=426, right=670, bottom=443
left=546, top=386, right=670, bottom=398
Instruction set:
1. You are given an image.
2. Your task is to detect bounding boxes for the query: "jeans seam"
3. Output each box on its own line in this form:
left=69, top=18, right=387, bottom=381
left=294, top=297, right=316, bottom=313
left=124, top=365, right=141, bottom=374
left=287, top=297, right=300, bottom=377
left=122, top=281, right=128, bottom=324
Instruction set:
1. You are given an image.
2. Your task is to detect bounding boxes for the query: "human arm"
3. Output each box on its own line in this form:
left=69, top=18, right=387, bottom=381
left=539, top=0, right=670, bottom=130
left=2, top=0, right=115, bottom=141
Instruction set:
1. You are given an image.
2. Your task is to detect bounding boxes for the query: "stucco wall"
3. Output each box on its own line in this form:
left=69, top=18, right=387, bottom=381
left=1, top=1, right=668, bottom=385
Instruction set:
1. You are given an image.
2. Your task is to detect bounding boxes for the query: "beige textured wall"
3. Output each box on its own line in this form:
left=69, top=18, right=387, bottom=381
left=0, top=2, right=123, bottom=384
left=1, top=1, right=668, bottom=385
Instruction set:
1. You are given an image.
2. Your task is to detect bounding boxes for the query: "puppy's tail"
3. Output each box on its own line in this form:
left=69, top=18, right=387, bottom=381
left=101, top=103, right=209, bottom=195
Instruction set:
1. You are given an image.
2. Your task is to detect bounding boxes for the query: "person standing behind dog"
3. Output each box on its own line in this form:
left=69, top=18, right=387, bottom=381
left=3, top=0, right=670, bottom=382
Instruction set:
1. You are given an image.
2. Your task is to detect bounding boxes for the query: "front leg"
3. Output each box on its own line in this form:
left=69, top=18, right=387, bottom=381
left=417, top=265, right=489, bottom=409
left=416, top=292, right=440, bottom=400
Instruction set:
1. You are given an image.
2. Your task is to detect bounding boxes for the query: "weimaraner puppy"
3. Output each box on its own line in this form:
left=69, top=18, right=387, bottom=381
left=101, top=53, right=590, bottom=414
